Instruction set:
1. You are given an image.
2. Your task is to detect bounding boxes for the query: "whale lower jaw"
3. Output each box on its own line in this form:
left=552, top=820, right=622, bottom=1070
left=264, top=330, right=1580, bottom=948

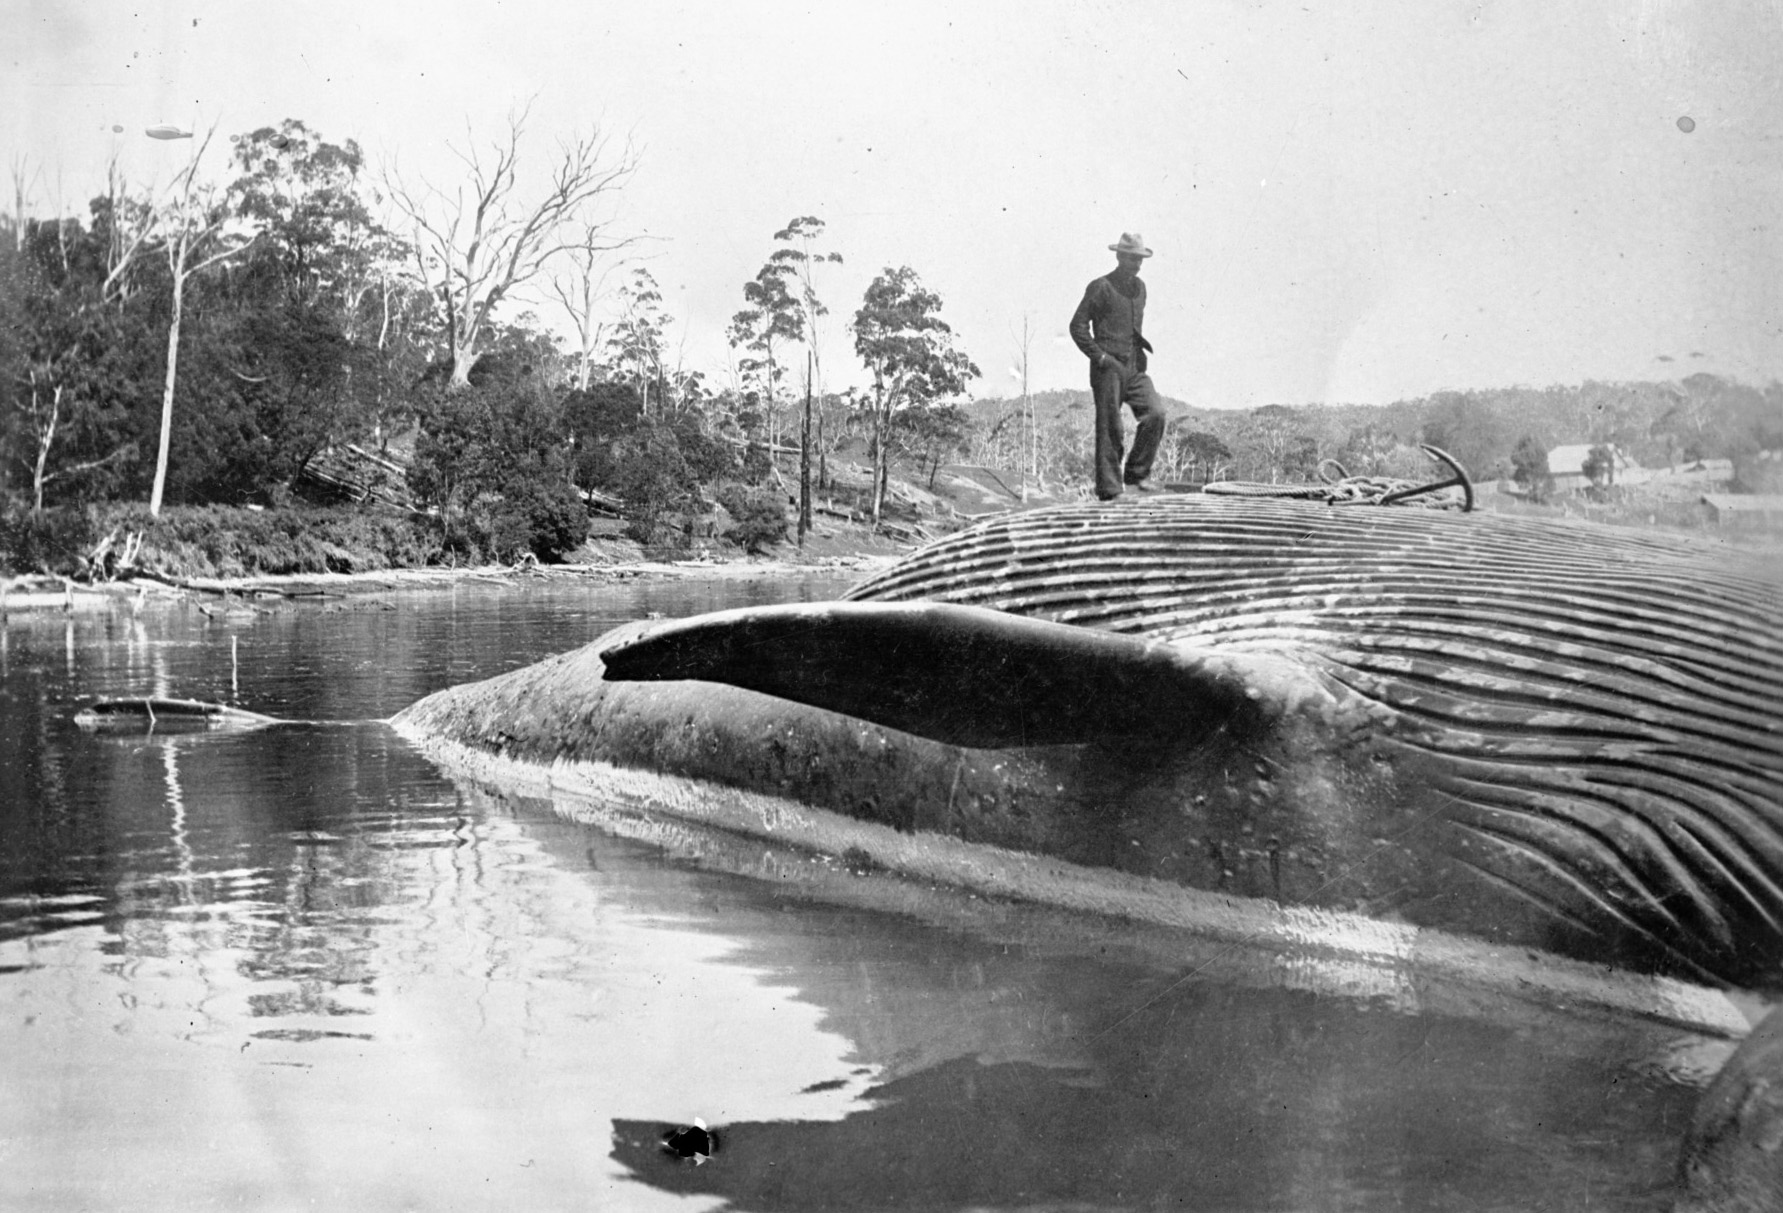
left=392, top=611, right=1783, bottom=991
left=393, top=716, right=1748, bottom=1040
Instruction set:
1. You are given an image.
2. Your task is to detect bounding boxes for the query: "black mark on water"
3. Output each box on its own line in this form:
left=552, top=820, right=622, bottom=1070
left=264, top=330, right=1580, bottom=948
left=662, top=1119, right=718, bottom=1166
left=801, top=1077, right=849, bottom=1094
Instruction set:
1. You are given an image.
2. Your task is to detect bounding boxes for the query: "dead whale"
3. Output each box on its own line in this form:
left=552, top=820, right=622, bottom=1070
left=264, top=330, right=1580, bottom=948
left=394, top=494, right=1783, bottom=995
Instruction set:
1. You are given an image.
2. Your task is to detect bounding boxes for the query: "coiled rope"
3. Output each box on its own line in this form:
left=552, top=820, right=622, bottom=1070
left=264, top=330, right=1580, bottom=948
left=1203, top=444, right=1475, bottom=511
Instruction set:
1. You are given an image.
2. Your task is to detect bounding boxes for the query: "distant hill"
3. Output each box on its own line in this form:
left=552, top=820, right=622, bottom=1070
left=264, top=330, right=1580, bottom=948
left=957, top=374, right=1781, bottom=500
left=965, top=388, right=1196, bottom=430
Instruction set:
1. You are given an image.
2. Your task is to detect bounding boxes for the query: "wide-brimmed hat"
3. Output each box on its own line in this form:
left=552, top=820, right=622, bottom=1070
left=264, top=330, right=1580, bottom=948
left=1108, top=232, right=1153, bottom=257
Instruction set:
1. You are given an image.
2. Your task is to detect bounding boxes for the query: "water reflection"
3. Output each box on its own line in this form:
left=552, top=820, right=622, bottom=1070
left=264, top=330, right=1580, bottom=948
left=0, top=577, right=1720, bottom=1210
left=536, top=794, right=1703, bottom=1212
left=613, top=995, right=1692, bottom=1212
left=2, top=576, right=870, bottom=1211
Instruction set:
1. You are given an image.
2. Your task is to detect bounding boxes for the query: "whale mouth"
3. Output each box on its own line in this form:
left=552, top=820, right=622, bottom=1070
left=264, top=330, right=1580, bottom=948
left=598, top=599, right=1280, bottom=750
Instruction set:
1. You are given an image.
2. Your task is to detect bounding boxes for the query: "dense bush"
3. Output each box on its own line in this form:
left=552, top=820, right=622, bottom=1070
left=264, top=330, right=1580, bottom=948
left=712, top=481, right=789, bottom=553
left=485, top=466, right=588, bottom=562
left=0, top=504, right=100, bottom=576
left=0, top=494, right=595, bottom=579
left=406, top=381, right=589, bottom=562
left=670, top=418, right=738, bottom=483
left=563, top=382, right=644, bottom=490
left=0, top=504, right=442, bottom=579
left=608, top=425, right=695, bottom=547
left=1510, top=435, right=1555, bottom=503
left=125, top=504, right=444, bottom=577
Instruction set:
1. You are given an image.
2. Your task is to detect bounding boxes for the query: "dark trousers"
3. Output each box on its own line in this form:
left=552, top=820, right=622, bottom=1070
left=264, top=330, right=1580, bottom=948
left=1092, top=362, right=1164, bottom=499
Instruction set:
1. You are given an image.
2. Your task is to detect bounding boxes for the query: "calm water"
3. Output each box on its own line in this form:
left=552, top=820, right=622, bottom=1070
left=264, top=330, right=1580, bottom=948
left=0, top=575, right=1720, bottom=1211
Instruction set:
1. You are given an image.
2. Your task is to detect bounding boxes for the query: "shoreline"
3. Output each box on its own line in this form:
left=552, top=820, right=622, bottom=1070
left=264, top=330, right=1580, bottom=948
left=0, top=551, right=900, bottom=614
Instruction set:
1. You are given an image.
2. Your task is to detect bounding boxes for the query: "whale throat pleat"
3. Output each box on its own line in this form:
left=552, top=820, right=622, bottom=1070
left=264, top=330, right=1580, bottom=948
left=848, top=496, right=1783, bottom=985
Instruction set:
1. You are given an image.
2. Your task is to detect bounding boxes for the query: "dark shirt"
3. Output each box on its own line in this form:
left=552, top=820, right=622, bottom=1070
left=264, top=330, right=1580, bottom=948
left=1069, top=272, right=1154, bottom=370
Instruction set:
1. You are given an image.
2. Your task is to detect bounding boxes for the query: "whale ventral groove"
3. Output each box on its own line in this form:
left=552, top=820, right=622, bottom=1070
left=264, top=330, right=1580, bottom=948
left=597, top=495, right=1783, bottom=989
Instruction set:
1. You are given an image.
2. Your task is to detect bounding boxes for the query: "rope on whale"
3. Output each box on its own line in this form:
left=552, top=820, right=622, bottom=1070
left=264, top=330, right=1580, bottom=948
left=1202, top=443, right=1475, bottom=511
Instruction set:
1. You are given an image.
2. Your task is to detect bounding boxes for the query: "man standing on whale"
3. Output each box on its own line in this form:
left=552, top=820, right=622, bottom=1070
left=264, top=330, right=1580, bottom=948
left=1070, top=232, right=1166, bottom=500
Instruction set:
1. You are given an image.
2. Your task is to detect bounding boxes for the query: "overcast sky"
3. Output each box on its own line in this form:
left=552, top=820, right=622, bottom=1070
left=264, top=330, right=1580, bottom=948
left=9, top=0, right=1783, bottom=408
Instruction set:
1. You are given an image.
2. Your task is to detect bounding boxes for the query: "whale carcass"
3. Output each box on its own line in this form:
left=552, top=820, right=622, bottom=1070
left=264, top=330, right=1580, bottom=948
left=394, top=495, right=1783, bottom=996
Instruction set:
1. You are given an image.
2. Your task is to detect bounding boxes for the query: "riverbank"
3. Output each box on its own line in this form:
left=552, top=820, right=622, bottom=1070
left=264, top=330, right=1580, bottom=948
left=0, top=549, right=901, bottom=614
left=10, top=487, right=1775, bottom=616
left=0, top=497, right=920, bottom=614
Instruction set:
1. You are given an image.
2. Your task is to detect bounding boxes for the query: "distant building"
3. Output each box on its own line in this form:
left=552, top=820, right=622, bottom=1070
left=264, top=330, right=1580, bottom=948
left=1701, top=494, right=1783, bottom=531
left=1546, top=444, right=1638, bottom=494
left=1647, top=457, right=1733, bottom=483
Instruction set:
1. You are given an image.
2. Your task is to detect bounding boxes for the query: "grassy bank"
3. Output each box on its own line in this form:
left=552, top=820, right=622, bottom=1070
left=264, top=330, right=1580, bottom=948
left=0, top=499, right=916, bottom=584
left=0, top=503, right=452, bottom=581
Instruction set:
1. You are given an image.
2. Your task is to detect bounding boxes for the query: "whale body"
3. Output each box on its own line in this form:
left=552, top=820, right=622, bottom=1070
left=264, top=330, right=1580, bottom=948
left=394, top=495, right=1783, bottom=995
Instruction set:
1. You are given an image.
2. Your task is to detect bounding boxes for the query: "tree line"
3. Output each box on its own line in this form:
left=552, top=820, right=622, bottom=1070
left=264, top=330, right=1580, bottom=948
left=0, top=112, right=980, bottom=565
left=963, top=374, right=1783, bottom=503
left=7, top=111, right=1780, bottom=574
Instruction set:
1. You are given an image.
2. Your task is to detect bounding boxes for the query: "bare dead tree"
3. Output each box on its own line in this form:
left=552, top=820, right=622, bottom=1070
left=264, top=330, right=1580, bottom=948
left=386, top=106, right=638, bottom=389
left=99, top=153, right=159, bottom=303
left=23, top=373, right=132, bottom=512
left=1011, top=314, right=1036, bottom=499
left=549, top=220, right=629, bottom=391
left=27, top=378, right=62, bottom=511
left=7, top=154, right=38, bottom=253
left=46, top=166, right=73, bottom=276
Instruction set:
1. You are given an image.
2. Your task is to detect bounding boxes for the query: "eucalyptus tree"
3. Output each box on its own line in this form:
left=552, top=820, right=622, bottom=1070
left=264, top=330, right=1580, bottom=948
left=147, top=127, right=254, bottom=516
left=726, top=258, right=802, bottom=451
left=386, top=105, right=636, bottom=389
left=1174, top=428, right=1233, bottom=484
left=606, top=267, right=671, bottom=415
left=222, top=120, right=425, bottom=463
left=850, top=266, right=980, bottom=525
left=893, top=401, right=973, bottom=492
left=768, top=215, right=841, bottom=536
left=229, top=121, right=383, bottom=306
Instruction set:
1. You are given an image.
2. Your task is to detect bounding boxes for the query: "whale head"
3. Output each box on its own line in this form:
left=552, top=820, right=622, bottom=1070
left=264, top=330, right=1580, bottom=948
left=400, top=496, right=1783, bottom=993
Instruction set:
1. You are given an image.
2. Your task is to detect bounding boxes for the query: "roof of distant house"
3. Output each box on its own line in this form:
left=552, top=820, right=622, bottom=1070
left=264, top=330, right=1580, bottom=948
left=1701, top=493, right=1783, bottom=514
